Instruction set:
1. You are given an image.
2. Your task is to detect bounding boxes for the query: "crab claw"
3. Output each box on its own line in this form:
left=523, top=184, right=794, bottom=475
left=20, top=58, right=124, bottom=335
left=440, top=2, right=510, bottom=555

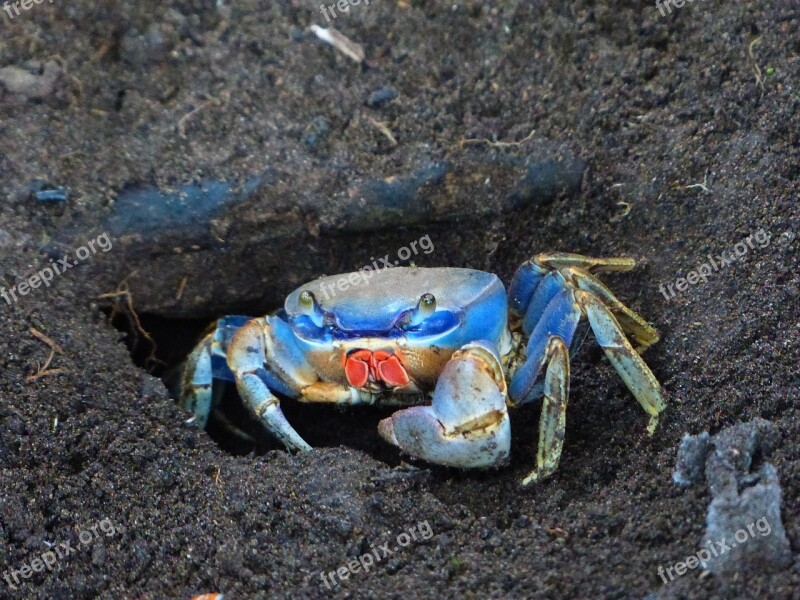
left=378, top=341, right=510, bottom=468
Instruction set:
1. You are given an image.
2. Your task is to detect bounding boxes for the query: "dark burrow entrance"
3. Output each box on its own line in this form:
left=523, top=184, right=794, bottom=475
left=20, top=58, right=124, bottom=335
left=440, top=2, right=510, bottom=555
left=105, top=309, right=404, bottom=465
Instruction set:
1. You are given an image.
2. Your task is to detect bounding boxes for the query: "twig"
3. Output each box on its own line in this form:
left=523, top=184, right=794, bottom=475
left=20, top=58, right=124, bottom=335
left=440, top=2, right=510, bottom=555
left=368, top=118, right=397, bottom=146
left=610, top=201, right=632, bottom=223
left=29, top=327, right=64, bottom=354
left=89, top=41, right=112, bottom=62
left=177, top=92, right=230, bottom=137
left=178, top=100, right=212, bottom=137
left=69, top=74, right=84, bottom=106
left=175, top=276, right=189, bottom=301
left=460, top=128, right=535, bottom=148
left=309, top=25, right=365, bottom=63
left=684, top=171, right=712, bottom=194
left=97, top=282, right=164, bottom=370
left=27, top=368, right=67, bottom=382
left=26, top=327, right=66, bottom=382
left=545, top=526, right=568, bottom=540
left=748, top=38, right=764, bottom=93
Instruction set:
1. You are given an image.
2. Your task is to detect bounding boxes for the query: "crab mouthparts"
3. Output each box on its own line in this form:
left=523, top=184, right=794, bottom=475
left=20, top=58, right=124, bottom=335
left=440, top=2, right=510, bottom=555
left=344, top=349, right=410, bottom=389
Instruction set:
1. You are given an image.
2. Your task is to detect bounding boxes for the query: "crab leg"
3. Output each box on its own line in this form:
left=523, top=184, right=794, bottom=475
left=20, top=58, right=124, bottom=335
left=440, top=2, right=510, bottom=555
left=569, top=268, right=660, bottom=352
left=509, top=267, right=666, bottom=484
left=299, top=382, right=379, bottom=404
left=522, top=338, right=570, bottom=485
left=378, top=342, right=510, bottom=469
left=508, top=260, right=548, bottom=316
left=179, top=332, right=215, bottom=428
left=521, top=271, right=568, bottom=335
left=175, top=317, right=258, bottom=441
left=509, top=287, right=581, bottom=404
left=533, top=252, right=636, bottom=274
left=509, top=265, right=588, bottom=357
left=575, top=290, right=666, bottom=434
left=228, top=319, right=312, bottom=452
left=528, top=254, right=659, bottom=349
left=513, top=254, right=657, bottom=342
left=508, top=288, right=580, bottom=484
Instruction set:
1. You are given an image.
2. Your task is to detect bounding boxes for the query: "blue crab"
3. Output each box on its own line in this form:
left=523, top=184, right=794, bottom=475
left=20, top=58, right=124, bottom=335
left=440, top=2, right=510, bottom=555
left=178, top=253, right=666, bottom=485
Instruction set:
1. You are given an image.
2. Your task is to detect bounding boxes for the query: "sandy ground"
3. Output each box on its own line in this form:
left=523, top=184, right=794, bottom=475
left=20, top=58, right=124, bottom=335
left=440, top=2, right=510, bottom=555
left=0, top=1, right=798, bottom=598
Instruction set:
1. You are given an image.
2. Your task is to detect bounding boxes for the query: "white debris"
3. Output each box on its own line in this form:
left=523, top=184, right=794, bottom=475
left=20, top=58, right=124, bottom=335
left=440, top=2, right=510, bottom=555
left=0, top=60, right=63, bottom=100
left=309, top=24, right=365, bottom=63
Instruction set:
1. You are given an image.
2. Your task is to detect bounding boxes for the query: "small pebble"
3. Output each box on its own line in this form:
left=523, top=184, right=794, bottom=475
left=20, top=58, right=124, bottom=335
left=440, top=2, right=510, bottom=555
left=0, top=61, right=62, bottom=100
left=34, top=188, right=69, bottom=203
left=366, top=85, right=398, bottom=108
left=303, top=116, right=331, bottom=148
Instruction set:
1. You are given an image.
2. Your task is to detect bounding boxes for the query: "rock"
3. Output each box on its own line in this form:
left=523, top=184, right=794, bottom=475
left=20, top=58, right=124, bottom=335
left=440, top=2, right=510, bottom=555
left=703, top=463, right=792, bottom=576
left=366, top=85, right=398, bottom=107
left=0, top=61, right=63, bottom=101
left=704, top=418, right=779, bottom=499
left=321, top=144, right=588, bottom=234
left=62, top=139, right=588, bottom=318
left=34, top=188, right=69, bottom=203
left=104, top=178, right=262, bottom=242
left=509, top=155, right=588, bottom=210
left=672, top=431, right=709, bottom=487
left=325, top=161, right=450, bottom=232
left=672, top=418, right=792, bottom=578
left=303, top=116, right=332, bottom=149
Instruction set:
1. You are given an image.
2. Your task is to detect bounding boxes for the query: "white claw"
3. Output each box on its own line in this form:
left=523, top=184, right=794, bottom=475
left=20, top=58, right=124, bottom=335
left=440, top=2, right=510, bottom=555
left=379, top=342, right=510, bottom=469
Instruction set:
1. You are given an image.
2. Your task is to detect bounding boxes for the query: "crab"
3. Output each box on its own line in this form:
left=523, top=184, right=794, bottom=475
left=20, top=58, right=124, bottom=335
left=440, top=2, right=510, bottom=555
left=177, top=252, right=666, bottom=485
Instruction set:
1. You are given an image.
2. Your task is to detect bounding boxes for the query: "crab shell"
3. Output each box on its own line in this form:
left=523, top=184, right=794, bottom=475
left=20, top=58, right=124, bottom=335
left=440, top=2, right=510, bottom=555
left=282, top=267, right=511, bottom=390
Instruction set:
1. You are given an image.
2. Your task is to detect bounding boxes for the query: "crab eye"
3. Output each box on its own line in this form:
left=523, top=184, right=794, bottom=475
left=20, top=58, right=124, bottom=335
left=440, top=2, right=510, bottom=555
left=419, top=293, right=436, bottom=315
left=401, top=293, right=437, bottom=329
left=299, top=290, right=315, bottom=306
left=298, top=290, right=325, bottom=327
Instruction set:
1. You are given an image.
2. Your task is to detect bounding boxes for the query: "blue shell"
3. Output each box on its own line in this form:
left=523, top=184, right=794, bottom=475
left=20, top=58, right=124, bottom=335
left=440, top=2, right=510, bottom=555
left=283, top=267, right=507, bottom=351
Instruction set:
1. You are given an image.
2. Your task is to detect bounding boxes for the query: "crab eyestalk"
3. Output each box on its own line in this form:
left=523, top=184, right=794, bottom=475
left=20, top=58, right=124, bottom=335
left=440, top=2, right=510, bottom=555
left=298, top=290, right=326, bottom=327
left=403, top=293, right=436, bottom=328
